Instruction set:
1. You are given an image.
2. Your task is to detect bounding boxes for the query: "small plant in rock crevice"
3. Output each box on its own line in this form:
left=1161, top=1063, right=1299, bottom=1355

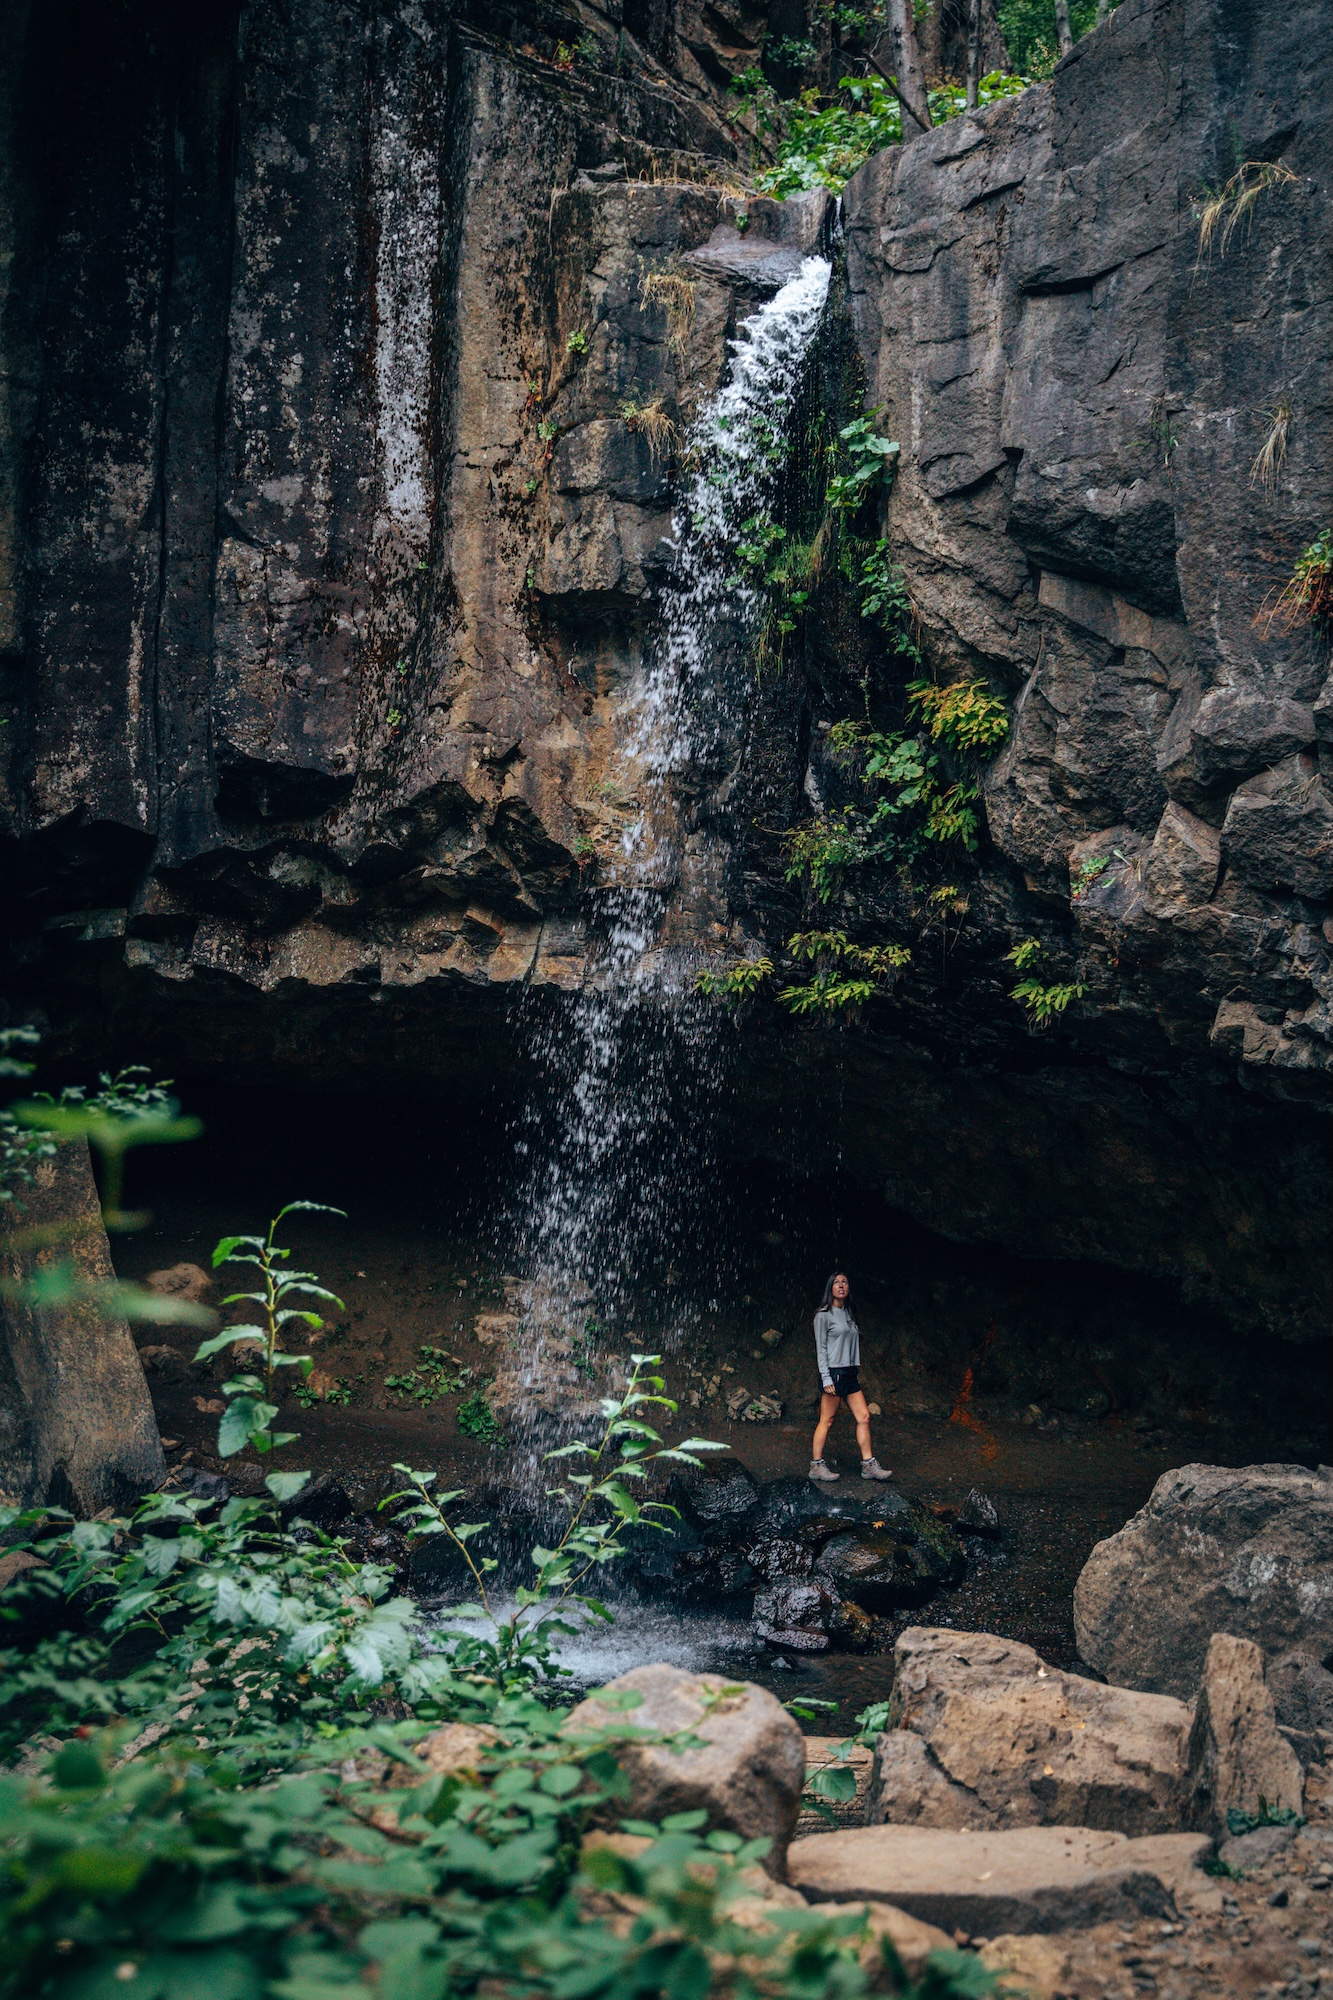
left=1250, top=400, right=1293, bottom=492
left=1260, top=526, right=1333, bottom=635
left=639, top=269, right=697, bottom=364
left=620, top=395, right=679, bottom=463
left=1007, top=936, right=1087, bottom=1028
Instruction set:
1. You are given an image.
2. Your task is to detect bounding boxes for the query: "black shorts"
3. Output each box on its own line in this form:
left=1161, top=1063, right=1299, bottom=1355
left=821, top=1366, right=861, bottom=1400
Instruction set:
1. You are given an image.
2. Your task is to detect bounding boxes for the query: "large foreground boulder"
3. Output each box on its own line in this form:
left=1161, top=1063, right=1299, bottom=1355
left=870, top=1628, right=1194, bottom=1834
left=566, top=1665, right=806, bottom=1878
left=1074, top=1464, right=1333, bottom=1698
left=0, top=1140, right=164, bottom=1512
left=786, top=1825, right=1214, bottom=1935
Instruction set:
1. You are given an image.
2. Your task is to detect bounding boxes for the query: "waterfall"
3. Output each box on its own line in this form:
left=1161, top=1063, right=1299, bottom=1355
left=499, top=256, right=833, bottom=1439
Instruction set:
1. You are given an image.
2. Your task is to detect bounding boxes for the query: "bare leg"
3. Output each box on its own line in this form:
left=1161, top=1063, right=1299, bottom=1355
left=845, top=1389, right=874, bottom=1460
left=811, top=1389, right=841, bottom=1460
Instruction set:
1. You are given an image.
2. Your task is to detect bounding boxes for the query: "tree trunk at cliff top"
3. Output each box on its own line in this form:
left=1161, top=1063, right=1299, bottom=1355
left=884, top=0, right=932, bottom=136
left=1054, top=0, right=1075, bottom=55
left=966, top=0, right=981, bottom=107
left=0, top=1140, right=164, bottom=1513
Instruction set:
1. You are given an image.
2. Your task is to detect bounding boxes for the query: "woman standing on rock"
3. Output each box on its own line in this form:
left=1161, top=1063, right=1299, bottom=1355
left=809, top=1272, right=892, bottom=1481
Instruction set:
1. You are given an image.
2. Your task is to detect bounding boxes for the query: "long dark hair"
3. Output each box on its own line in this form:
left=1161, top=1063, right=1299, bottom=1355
left=818, top=1273, right=857, bottom=1321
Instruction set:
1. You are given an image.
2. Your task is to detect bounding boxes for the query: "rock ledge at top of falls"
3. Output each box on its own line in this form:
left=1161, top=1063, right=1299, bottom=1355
left=1073, top=1463, right=1333, bottom=1700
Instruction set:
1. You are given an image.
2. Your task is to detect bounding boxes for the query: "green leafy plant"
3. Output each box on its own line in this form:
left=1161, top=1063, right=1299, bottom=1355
left=784, top=682, right=1009, bottom=904
left=755, top=70, right=1029, bottom=199
left=386, top=1354, right=726, bottom=1686
left=908, top=677, right=1010, bottom=757
left=826, top=412, right=900, bottom=514
left=385, top=1345, right=472, bottom=1407
left=776, top=930, right=910, bottom=1014
left=193, top=1202, right=346, bottom=1458
left=1006, top=937, right=1086, bottom=1028
left=566, top=326, right=590, bottom=355
left=694, top=956, right=775, bottom=1002
left=1261, top=526, right=1333, bottom=633
left=457, top=1382, right=505, bottom=1444
left=855, top=540, right=919, bottom=654
left=10, top=1068, right=201, bottom=1230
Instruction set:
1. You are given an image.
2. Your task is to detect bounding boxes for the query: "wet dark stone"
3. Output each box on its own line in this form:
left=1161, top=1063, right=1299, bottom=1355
left=676, top=1546, right=757, bottom=1604
left=815, top=1522, right=964, bottom=1612
left=280, top=1473, right=352, bottom=1527
left=957, top=1488, right=1001, bottom=1539
left=749, top=1536, right=815, bottom=1582
left=754, top=1575, right=838, bottom=1650
left=827, top=1599, right=896, bottom=1654
left=667, top=1457, right=761, bottom=1540
left=742, top=1479, right=966, bottom=1603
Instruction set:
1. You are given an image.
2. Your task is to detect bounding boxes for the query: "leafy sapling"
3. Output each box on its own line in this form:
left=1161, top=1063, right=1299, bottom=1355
left=383, top=1354, right=727, bottom=1689
left=194, top=1200, right=346, bottom=1456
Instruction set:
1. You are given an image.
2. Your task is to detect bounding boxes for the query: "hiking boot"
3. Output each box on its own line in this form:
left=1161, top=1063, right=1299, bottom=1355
left=860, top=1457, right=893, bottom=1480
left=808, top=1458, right=840, bottom=1482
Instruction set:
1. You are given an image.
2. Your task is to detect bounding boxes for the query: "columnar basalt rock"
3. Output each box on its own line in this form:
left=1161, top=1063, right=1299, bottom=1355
left=2, top=0, right=1332, bottom=1350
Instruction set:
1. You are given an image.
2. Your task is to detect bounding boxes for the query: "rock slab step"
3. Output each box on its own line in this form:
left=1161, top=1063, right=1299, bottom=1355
left=786, top=1825, right=1214, bottom=1935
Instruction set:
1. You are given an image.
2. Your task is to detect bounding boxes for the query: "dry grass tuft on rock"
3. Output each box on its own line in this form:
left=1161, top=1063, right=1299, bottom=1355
left=1194, top=159, right=1297, bottom=261
left=639, top=270, right=698, bottom=363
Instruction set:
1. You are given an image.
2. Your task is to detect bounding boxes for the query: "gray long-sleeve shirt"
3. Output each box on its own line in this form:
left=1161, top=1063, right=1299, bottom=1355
left=814, top=1305, right=860, bottom=1386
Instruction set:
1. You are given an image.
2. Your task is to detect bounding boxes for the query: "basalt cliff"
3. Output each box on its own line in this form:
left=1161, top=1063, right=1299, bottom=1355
left=2, top=0, right=1330, bottom=1341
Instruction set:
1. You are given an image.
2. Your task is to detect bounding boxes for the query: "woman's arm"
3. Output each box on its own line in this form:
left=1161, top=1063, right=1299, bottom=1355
left=814, top=1311, right=833, bottom=1390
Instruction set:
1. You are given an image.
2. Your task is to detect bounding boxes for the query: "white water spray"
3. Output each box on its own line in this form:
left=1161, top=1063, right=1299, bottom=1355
left=503, top=257, right=832, bottom=1425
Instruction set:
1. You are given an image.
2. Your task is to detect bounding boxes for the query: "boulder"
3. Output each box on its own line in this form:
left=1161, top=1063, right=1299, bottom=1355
left=748, top=1536, right=814, bottom=1582
left=1220, top=755, right=1333, bottom=900
left=786, top=1825, right=1213, bottom=1934
left=1073, top=1463, right=1333, bottom=1698
left=956, top=1489, right=1001, bottom=1538
left=0, top=1139, right=165, bottom=1512
left=827, top=1600, right=895, bottom=1654
left=871, top=1628, right=1193, bottom=1834
left=566, top=1665, right=806, bottom=1877
left=753, top=1577, right=838, bottom=1651
left=1266, top=1642, right=1333, bottom=1763
left=867, top=1732, right=978, bottom=1830
left=666, top=1457, right=760, bottom=1539
left=1186, top=1633, right=1304, bottom=1837
left=145, top=1262, right=213, bottom=1304
left=1218, top=1821, right=1299, bottom=1874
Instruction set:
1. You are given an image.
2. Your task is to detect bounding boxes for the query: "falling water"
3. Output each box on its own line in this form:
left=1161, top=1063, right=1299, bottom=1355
left=501, top=256, right=833, bottom=1437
